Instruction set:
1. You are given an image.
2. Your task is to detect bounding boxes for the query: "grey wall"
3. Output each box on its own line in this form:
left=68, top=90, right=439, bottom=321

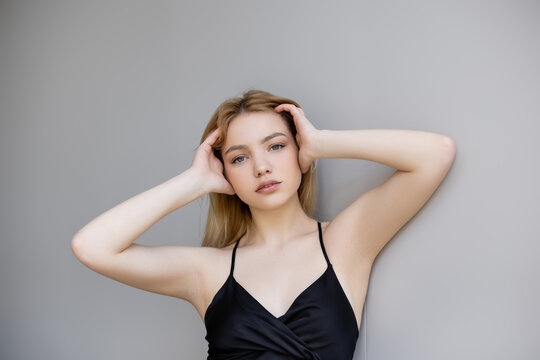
left=1, top=0, right=538, bottom=359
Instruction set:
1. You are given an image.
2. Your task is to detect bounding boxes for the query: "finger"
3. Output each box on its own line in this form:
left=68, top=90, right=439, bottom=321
left=289, top=105, right=304, bottom=117
left=275, top=104, right=298, bottom=112
left=280, top=104, right=304, bottom=118
left=204, top=127, right=221, bottom=144
left=275, top=103, right=294, bottom=109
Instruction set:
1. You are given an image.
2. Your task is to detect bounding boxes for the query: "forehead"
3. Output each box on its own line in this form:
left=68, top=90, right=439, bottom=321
left=225, top=111, right=290, bottom=144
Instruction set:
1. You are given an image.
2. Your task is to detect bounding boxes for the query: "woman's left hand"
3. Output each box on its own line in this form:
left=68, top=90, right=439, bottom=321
left=274, top=104, right=321, bottom=174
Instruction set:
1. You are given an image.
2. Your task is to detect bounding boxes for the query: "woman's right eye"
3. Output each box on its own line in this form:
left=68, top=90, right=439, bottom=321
left=232, top=156, right=245, bottom=164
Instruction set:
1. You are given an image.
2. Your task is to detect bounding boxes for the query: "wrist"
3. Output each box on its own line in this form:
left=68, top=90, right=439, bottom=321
left=171, top=168, right=209, bottom=198
left=311, top=129, right=329, bottom=160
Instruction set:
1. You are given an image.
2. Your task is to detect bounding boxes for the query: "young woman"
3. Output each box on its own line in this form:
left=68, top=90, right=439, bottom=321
left=71, top=89, right=456, bottom=359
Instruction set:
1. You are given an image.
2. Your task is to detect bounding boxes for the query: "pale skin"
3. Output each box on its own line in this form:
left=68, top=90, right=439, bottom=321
left=71, top=104, right=456, bottom=333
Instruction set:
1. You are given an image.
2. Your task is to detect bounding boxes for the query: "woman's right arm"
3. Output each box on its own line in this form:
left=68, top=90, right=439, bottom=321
left=71, top=127, right=234, bottom=302
left=71, top=169, right=209, bottom=301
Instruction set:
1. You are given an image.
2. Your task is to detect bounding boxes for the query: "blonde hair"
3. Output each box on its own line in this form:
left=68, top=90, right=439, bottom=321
left=199, top=89, right=318, bottom=248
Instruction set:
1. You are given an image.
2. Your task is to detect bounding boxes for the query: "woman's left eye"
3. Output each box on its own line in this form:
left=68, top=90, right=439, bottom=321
left=271, top=144, right=285, bottom=151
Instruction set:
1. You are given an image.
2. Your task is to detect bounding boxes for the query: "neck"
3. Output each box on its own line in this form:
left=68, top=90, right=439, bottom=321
left=244, top=194, right=316, bottom=248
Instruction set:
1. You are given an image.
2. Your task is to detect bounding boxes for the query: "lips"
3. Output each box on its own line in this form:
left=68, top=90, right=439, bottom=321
left=256, top=180, right=281, bottom=192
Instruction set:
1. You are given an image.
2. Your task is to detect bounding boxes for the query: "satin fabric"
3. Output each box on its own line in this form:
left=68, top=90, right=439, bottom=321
left=204, top=221, right=359, bottom=359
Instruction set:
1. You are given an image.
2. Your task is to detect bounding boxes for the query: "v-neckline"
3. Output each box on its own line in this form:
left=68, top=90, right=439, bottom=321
left=231, top=263, right=332, bottom=320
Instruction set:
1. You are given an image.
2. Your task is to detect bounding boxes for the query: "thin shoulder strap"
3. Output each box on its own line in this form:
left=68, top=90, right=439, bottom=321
left=230, top=237, right=241, bottom=276
left=318, top=221, right=331, bottom=266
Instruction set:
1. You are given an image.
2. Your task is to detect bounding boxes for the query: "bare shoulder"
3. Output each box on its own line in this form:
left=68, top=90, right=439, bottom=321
left=191, top=241, right=237, bottom=322
left=319, top=217, right=375, bottom=303
left=319, top=219, right=372, bottom=331
left=319, top=219, right=373, bottom=270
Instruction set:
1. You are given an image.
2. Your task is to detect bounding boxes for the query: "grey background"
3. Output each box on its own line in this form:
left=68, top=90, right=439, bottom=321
left=1, top=0, right=538, bottom=359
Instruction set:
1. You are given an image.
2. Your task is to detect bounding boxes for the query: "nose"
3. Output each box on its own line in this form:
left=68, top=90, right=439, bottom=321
left=256, top=167, right=271, bottom=176
left=254, top=154, right=272, bottom=177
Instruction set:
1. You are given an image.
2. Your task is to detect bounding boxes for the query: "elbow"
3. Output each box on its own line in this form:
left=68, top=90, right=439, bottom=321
left=71, top=235, right=118, bottom=269
left=71, top=235, right=93, bottom=265
left=423, top=136, right=456, bottom=173
left=71, top=235, right=84, bottom=259
left=441, top=136, right=456, bottom=164
left=442, top=135, right=456, bottom=152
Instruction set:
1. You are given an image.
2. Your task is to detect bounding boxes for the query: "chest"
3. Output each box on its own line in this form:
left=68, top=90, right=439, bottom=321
left=198, top=247, right=370, bottom=334
left=203, top=260, right=363, bottom=359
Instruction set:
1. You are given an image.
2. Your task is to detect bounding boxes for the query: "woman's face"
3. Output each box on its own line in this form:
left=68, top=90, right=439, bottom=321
left=221, top=110, right=302, bottom=210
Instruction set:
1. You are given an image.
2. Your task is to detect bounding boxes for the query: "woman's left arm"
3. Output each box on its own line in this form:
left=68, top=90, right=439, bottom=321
left=312, top=128, right=456, bottom=264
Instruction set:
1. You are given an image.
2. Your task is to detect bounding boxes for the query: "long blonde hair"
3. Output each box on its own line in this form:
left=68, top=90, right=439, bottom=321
left=199, top=89, right=318, bottom=248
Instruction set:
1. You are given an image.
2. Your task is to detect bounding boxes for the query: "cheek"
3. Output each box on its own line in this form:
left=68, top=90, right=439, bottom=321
left=224, top=166, right=244, bottom=188
left=285, top=147, right=300, bottom=167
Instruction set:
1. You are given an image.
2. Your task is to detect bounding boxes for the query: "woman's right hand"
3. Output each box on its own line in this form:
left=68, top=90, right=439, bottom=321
left=190, top=127, right=236, bottom=195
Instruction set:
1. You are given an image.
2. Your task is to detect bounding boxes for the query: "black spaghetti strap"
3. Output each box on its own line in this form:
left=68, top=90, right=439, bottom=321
left=317, top=221, right=331, bottom=266
left=230, top=238, right=240, bottom=276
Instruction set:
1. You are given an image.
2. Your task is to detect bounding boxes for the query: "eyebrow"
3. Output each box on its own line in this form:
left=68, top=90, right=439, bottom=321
left=224, top=132, right=287, bottom=156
